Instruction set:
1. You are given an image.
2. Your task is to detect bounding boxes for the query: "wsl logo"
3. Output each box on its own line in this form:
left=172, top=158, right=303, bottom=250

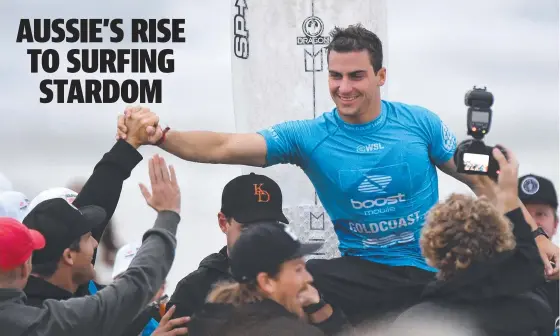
left=356, top=143, right=385, bottom=153
left=233, top=0, right=249, bottom=59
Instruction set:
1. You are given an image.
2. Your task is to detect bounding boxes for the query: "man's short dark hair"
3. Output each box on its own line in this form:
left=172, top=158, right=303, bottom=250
left=32, top=238, right=81, bottom=278
left=327, top=23, right=383, bottom=73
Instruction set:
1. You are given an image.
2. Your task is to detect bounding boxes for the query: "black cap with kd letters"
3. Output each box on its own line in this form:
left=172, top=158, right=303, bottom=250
left=518, top=174, right=558, bottom=210
left=220, top=173, right=289, bottom=224
left=230, top=221, right=322, bottom=283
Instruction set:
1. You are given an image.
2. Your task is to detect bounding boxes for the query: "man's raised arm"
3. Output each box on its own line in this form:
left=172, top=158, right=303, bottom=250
left=161, top=130, right=267, bottom=167
left=117, top=107, right=267, bottom=167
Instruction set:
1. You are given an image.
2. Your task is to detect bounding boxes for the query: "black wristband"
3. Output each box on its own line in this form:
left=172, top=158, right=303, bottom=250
left=303, top=299, right=327, bottom=315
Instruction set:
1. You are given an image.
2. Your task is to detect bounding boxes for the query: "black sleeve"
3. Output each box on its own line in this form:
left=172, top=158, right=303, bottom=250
left=167, top=276, right=205, bottom=320
left=487, top=207, right=546, bottom=296
left=311, top=306, right=354, bottom=335
left=505, top=207, right=543, bottom=266
left=72, top=140, right=142, bottom=259
left=506, top=207, right=535, bottom=244
left=72, top=140, right=142, bottom=299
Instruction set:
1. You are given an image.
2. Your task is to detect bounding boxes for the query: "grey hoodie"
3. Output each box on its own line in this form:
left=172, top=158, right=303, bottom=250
left=0, top=210, right=180, bottom=336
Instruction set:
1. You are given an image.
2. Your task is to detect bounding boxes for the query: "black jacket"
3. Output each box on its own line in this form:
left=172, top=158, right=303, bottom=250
left=188, top=299, right=331, bottom=336
left=396, top=208, right=555, bottom=336
left=167, top=246, right=233, bottom=319
left=22, top=140, right=149, bottom=335
left=23, top=139, right=142, bottom=301
left=23, top=276, right=74, bottom=308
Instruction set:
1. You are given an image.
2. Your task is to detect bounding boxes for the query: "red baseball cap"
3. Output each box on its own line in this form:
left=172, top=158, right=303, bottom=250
left=0, top=217, right=45, bottom=271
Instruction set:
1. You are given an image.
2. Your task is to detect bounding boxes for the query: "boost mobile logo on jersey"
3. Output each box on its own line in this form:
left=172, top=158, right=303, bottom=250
left=233, top=0, right=249, bottom=59
left=351, top=194, right=406, bottom=209
left=351, top=175, right=406, bottom=214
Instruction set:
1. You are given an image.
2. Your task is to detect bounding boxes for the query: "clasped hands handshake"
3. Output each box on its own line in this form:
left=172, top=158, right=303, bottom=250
left=116, top=106, right=164, bottom=148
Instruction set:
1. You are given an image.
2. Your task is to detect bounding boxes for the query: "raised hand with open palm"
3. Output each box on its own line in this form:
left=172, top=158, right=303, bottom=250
left=139, top=154, right=181, bottom=215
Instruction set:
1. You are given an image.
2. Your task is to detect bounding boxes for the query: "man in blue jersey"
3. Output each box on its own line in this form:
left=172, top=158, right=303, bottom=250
left=116, top=24, right=559, bottom=325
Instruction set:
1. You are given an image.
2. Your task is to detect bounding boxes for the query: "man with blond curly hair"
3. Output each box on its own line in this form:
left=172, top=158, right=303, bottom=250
left=395, top=146, right=555, bottom=336
left=421, top=193, right=517, bottom=281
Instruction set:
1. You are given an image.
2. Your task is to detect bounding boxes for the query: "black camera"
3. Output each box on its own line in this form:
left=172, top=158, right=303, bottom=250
left=454, top=86, right=506, bottom=181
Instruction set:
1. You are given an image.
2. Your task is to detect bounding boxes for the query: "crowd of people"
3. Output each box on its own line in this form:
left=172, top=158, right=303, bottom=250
left=1, top=24, right=559, bottom=335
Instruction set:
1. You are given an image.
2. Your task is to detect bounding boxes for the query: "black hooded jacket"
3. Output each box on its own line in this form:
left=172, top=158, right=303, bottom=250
left=23, top=276, right=74, bottom=308
left=24, top=139, right=143, bottom=304
left=396, top=208, right=555, bottom=336
left=167, top=246, right=233, bottom=319
left=20, top=140, right=158, bottom=336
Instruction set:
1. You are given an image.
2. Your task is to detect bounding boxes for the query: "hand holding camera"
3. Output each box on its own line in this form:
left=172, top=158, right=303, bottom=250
left=453, top=86, right=560, bottom=280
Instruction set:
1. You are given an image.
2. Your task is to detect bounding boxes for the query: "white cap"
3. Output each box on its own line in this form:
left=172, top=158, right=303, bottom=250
left=26, top=187, right=78, bottom=216
left=0, top=172, right=13, bottom=192
left=0, top=191, right=30, bottom=222
left=112, top=241, right=142, bottom=279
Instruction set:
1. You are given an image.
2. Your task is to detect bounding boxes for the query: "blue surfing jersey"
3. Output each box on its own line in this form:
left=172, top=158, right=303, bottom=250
left=257, top=100, right=458, bottom=271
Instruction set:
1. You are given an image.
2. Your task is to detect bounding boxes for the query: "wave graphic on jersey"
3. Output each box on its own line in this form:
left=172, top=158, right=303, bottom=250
left=357, top=175, right=392, bottom=194
left=362, top=232, right=416, bottom=247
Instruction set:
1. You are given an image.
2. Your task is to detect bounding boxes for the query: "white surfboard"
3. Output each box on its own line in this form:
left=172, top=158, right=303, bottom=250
left=231, top=0, right=388, bottom=258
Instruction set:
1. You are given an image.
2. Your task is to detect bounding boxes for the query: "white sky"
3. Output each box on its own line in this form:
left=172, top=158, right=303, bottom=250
left=0, top=0, right=558, bottom=292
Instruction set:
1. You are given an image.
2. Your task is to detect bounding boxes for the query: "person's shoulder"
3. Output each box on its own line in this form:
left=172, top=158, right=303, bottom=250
left=384, top=100, right=446, bottom=132
left=384, top=100, right=436, bottom=118
left=0, top=298, right=47, bottom=335
left=284, top=109, right=337, bottom=128
left=232, top=301, right=324, bottom=335
left=307, top=108, right=340, bottom=135
left=174, top=250, right=230, bottom=292
left=267, top=109, right=338, bottom=139
left=168, top=269, right=221, bottom=314
left=23, top=295, right=44, bottom=308
left=174, top=268, right=214, bottom=288
left=175, top=266, right=226, bottom=290
left=313, top=107, right=337, bottom=123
